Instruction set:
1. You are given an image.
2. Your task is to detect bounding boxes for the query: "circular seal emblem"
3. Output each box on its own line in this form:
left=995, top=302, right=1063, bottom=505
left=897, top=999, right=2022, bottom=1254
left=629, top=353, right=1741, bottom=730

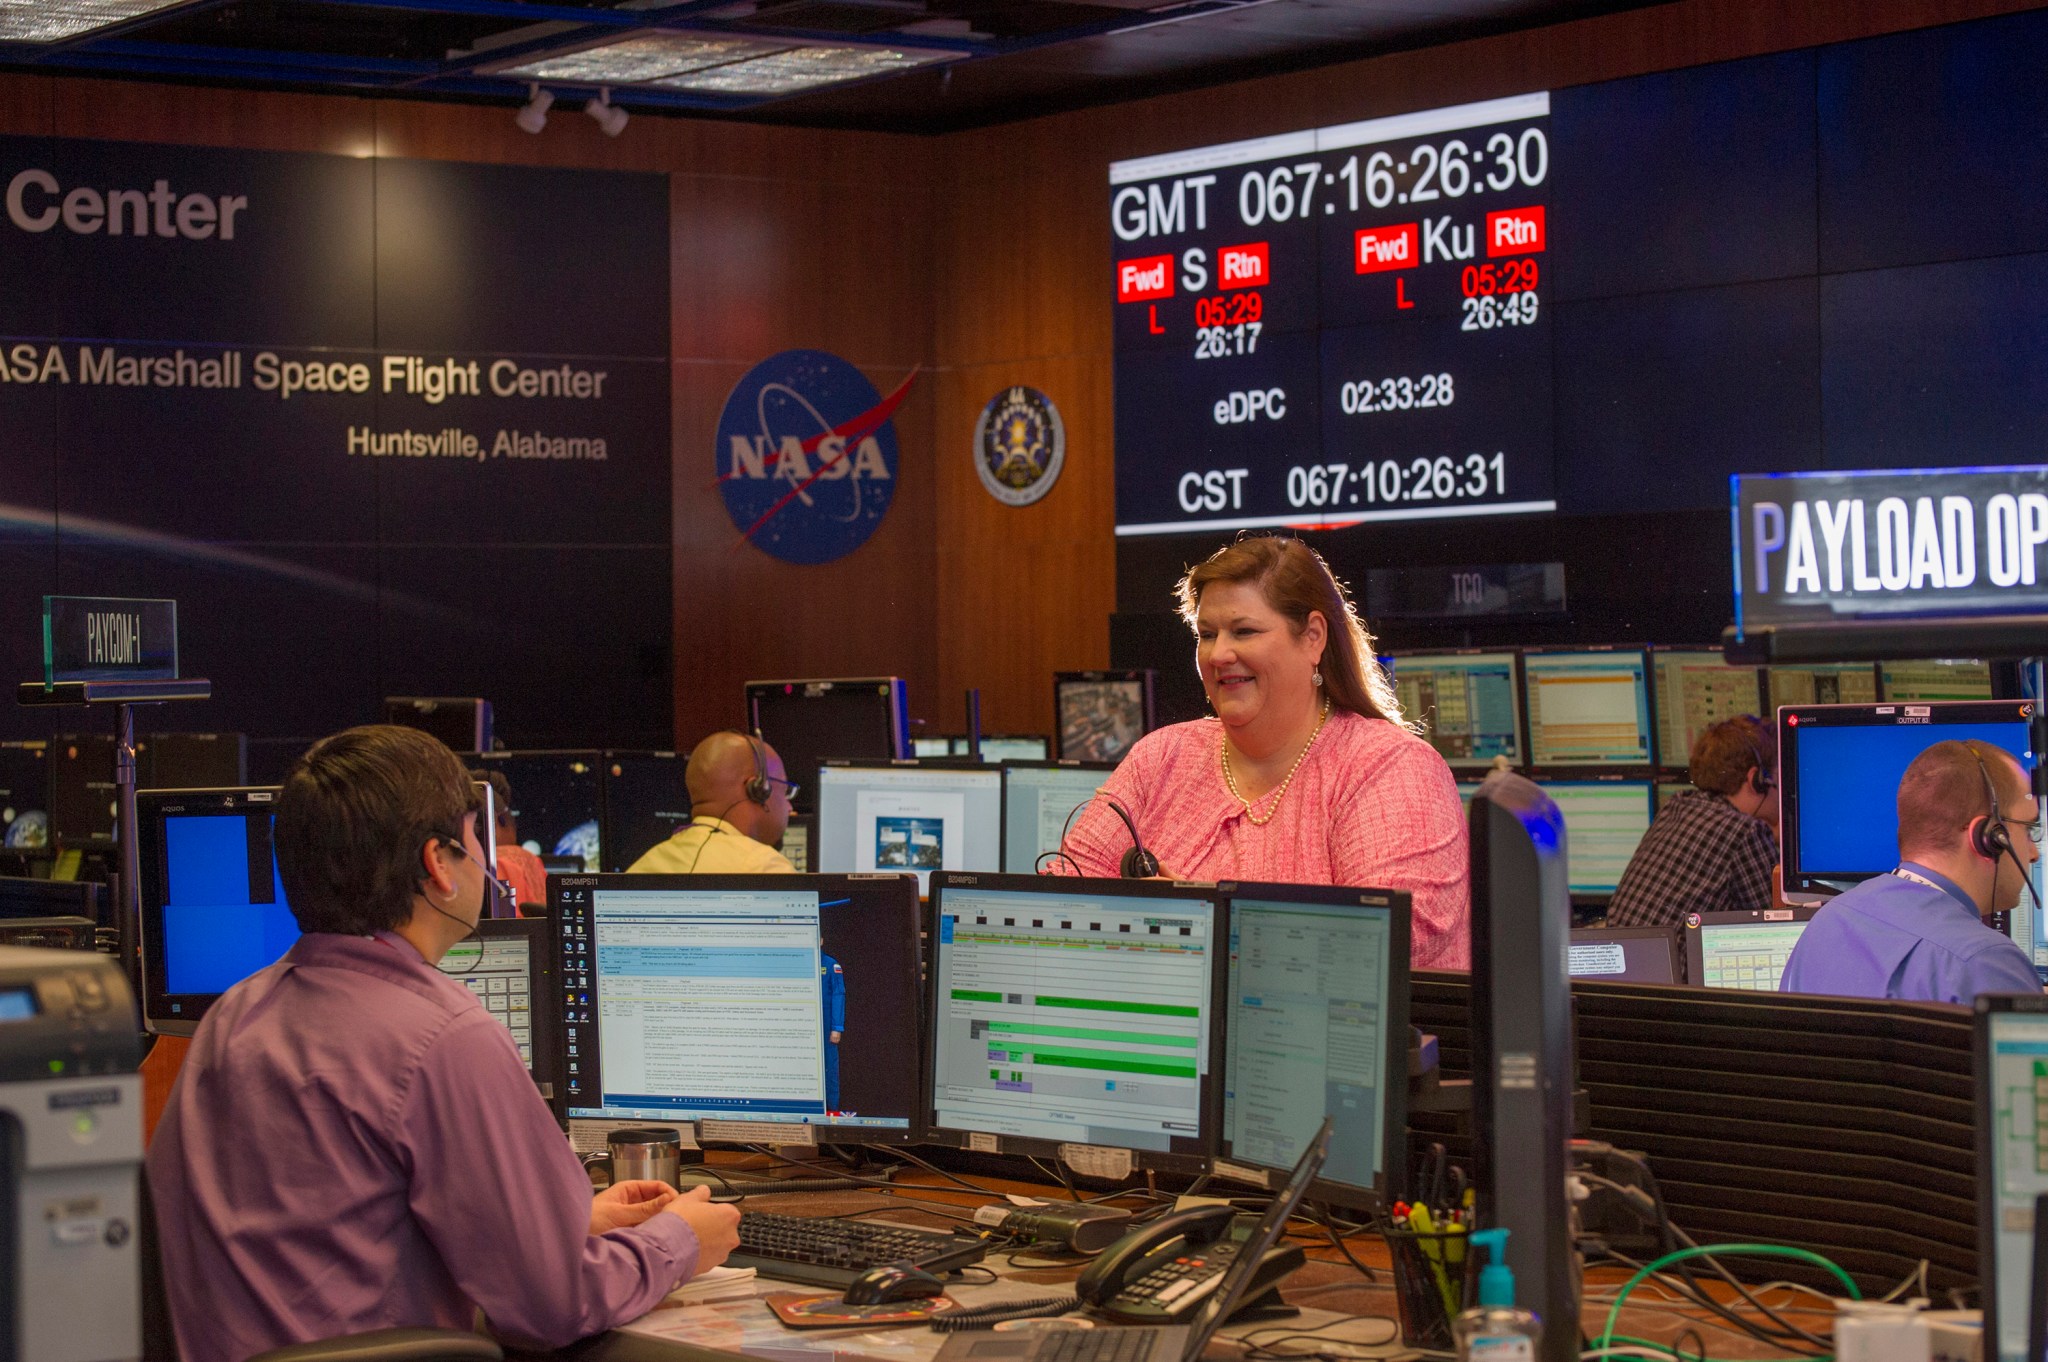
left=716, top=350, right=903, bottom=565
left=973, top=385, right=1064, bottom=507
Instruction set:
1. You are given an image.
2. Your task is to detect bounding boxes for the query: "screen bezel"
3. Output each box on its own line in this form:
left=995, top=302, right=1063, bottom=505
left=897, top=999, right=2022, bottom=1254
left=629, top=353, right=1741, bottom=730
left=1682, top=905, right=1822, bottom=990
left=138, top=785, right=284, bottom=1037
left=997, top=759, right=1118, bottom=874
left=1520, top=645, right=1655, bottom=773
left=1052, top=670, right=1157, bottom=762
left=1567, top=924, right=1681, bottom=985
left=553, top=870, right=925, bottom=1146
left=1977, top=992, right=2048, bottom=1362
left=1531, top=776, right=1655, bottom=897
left=1387, top=648, right=1529, bottom=771
left=1778, top=700, right=2037, bottom=895
left=1211, top=879, right=1412, bottom=1212
left=1647, top=646, right=1764, bottom=776
left=923, top=870, right=1224, bottom=1175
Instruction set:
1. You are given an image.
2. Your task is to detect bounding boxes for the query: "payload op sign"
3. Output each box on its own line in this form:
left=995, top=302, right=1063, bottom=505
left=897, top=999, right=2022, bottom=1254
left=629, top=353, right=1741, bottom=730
left=716, top=350, right=908, bottom=565
left=1732, top=466, right=2048, bottom=637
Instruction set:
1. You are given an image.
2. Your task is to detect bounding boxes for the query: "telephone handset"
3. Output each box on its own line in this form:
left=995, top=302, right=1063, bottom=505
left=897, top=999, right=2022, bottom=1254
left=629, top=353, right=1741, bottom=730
left=1075, top=1204, right=1305, bottom=1325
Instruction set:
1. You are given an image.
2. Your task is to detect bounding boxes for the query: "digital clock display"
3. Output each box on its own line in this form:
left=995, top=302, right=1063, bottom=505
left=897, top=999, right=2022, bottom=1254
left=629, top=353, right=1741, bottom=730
left=1111, top=93, right=1557, bottom=535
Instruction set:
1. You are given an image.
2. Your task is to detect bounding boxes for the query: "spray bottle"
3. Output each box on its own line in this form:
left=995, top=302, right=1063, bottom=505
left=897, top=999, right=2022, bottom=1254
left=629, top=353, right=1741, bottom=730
left=1454, top=1228, right=1543, bottom=1362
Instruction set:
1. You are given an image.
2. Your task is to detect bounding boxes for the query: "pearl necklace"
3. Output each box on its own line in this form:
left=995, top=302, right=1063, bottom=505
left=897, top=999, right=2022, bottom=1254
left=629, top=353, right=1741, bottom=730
left=1221, top=700, right=1332, bottom=827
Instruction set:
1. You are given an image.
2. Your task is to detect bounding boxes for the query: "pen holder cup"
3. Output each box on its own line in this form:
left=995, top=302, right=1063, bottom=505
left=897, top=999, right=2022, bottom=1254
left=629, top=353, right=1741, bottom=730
left=1384, top=1226, right=1468, bottom=1351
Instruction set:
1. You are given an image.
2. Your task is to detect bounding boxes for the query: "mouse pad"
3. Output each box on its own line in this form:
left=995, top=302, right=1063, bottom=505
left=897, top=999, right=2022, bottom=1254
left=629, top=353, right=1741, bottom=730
left=767, top=1292, right=960, bottom=1329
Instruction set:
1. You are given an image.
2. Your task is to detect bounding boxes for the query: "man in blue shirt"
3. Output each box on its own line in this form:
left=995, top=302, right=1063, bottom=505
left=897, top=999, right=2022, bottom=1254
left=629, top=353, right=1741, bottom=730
left=1781, top=739, right=2042, bottom=1004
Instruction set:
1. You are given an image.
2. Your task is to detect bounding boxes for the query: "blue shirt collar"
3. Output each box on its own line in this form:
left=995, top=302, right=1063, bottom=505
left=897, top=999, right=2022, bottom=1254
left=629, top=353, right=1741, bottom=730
left=1897, top=861, right=1980, bottom=917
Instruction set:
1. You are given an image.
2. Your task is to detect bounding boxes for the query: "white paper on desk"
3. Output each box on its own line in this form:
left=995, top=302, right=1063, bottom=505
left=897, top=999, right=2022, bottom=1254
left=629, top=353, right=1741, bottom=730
left=665, top=1267, right=758, bottom=1305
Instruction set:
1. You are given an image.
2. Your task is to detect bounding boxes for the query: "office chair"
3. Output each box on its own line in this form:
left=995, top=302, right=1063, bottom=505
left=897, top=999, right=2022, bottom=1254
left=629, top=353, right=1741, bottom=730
left=140, top=1168, right=502, bottom=1362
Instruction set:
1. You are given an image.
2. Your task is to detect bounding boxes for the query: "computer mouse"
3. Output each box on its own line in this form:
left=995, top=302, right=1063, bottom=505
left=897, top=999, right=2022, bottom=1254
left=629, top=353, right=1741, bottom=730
left=842, top=1262, right=947, bottom=1306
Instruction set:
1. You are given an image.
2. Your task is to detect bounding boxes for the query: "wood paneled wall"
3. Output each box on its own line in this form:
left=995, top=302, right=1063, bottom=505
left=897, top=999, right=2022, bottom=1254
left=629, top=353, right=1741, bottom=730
left=1, top=0, right=2039, bottom=750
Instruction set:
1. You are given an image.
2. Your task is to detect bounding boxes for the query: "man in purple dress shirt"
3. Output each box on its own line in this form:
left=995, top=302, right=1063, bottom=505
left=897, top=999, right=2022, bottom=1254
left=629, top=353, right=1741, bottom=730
left=1780, top=740, right=2042, bottom=1004
left=147, top=725, right=741, bottom=1362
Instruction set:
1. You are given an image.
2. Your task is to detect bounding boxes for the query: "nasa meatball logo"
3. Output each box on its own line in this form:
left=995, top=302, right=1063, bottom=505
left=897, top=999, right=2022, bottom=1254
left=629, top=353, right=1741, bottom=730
left=974, top=386, right=1064, bottom=508
left=716, top=350, right=911, bottom=565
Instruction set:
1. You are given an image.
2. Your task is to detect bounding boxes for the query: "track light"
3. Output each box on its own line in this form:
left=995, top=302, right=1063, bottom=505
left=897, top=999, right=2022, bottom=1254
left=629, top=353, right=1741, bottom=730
left=586, top=88, right=629, bottom=137
left=515, top=83, right=553, bottom=134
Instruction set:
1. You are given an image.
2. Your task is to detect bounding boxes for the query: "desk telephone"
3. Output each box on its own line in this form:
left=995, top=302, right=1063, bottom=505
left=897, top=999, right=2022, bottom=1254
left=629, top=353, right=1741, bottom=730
left=1074, top=1204, right=1304, bottom=1325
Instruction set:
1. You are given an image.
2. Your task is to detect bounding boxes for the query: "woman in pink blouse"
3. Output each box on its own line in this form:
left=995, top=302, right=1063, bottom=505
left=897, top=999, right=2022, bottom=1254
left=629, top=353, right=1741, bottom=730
left=1058, top=536, right=1470, bottom=969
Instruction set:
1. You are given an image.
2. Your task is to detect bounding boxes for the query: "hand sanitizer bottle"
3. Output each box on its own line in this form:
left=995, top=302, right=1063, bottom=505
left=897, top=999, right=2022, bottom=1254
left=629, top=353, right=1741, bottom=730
left=1454, top=1229, right=1543, bottom=1362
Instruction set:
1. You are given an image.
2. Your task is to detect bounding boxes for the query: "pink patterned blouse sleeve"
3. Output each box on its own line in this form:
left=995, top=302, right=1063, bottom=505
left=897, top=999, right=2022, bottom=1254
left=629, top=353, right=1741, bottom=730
left=1325, top=730, right=1471, bottom=969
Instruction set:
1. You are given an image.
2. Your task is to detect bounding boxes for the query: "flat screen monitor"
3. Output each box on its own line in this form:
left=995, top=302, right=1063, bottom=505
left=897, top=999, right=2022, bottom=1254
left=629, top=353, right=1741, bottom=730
left=598, top=751, right=687, bottom=874
left=1001, top=760, right=1117, bottom=874
left=1389, top=651, right=1524, bottom=769
left=974, top=736, right=1051, bottom=761
left=140, top=733, right=247, bottom=789
left=1684, top=907, right=1821, bottom=991
left=747, top=678, right=909, bottom=815
left=1654, top=780, right=1690, bottom=810
left=912, top=737, right=955, bottom=758
left=438, top=917, right=564, bottom=1105
left=553, top=872, right=923, bottom=1144
left=1650, top=649, right=1762, bottom=772
left=924, top=872, right=1221, bottom=1173
left=1523, top=649, right=1653, bottom=768
left=1568, top=925, right=1680, bottom=984
left=1535, top=779, right=1654, bottom=896
left=0, top=876, right=102, bottom=926
left=475, top=750, right=603, bottom=871
left=1054, top=671, right=1156, bottom=763
left=1879, top=660, right=1995, bottom=702
left=382, top=697, right=492, bottom=753
left=137, top=787, right=294, bottom=1034
left=1767, top=663, right=1879, bottom=711
left=50, top=733, right=117, bottom=844
left=1778, top=701, right=2036, bottom=897
left=815, top=760, right=1002, bottom=895
left=0, top=741, right=49, bottom=851
left=780, top=815, right=813, bottom=873
left=1976, top=995, right=2048, bottom=1362
left=1218, top=881, right=1409, bottom=1210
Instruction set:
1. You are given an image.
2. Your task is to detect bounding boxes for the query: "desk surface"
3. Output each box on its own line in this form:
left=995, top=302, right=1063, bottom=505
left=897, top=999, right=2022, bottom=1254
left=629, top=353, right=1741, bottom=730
left=515, top=1159, right=1842, bottom=1362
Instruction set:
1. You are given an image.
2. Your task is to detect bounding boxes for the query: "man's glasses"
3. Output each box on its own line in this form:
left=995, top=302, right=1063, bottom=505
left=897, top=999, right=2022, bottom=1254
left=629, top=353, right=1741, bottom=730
left=765, top=775, right=801, bottom=803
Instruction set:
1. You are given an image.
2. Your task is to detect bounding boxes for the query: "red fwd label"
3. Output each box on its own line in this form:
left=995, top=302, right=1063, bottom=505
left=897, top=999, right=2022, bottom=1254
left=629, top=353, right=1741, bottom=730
left=1116, top=255, right=1174, bottom=302
left=1486, top=206, right=1546, bottom=256
left=1218, top=242, right=1268, bottom=289
left=1354, top=224, right=1417, bottom=274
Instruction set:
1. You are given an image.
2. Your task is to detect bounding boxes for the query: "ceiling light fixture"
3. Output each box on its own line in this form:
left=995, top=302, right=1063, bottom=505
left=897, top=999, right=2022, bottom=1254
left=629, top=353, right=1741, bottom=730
left=515, top=83, right=553, bottom=134
left=0, top=0, right=189, bottom=43
left=586, top=89, right=629, bottom=137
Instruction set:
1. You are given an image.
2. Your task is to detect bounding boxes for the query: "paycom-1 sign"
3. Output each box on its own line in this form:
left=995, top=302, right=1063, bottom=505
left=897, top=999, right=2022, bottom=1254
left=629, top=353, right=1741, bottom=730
left=716, top=350, right=910, bottom=565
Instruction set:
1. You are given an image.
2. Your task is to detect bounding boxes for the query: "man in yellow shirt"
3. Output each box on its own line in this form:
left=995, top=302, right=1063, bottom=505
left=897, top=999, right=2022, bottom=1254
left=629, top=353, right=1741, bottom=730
left=626, top=731, right=797, bottom=874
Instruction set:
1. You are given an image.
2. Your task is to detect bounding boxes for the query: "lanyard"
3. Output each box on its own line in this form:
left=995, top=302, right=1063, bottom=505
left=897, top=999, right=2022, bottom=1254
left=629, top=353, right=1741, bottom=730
left=1892, top=867, right=1949, bottom=895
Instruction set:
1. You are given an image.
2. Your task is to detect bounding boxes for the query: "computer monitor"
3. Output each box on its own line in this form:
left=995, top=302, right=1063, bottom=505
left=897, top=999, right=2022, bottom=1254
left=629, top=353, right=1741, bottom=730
left=598, top=751, right=687, bottom=873
left=815, top=760, right=1002, bottom=895
left=924, top=871, right=1221, bottom=1174
left=382, top=696, right=492, bottom=752
left=0, top=876, right=102, bottom=926
left=139, top=732, right=247, bottom=789
left=1976, top=994, right=2048, bottom=1362
left=1683, top=907, right=1821, bottom=991
left=1522, top=648, right=1653, bottom=768
left=1534, top=779, right=1654, bottom=896
left=1880, top=659, right=1995, bottom=702
left=1001, top=760, right=1117, bottom=874
left=747, top=677, right=910, bottom=814
left=137, top=787, right=293, bottom=1034
left=1654, top=780, right=1690, bottom=810
left=50, top=732, right=117, bottom=844
left=913, top=737, right=956, bottom=758
left=1778, top=701, right=2037, bottom=897
left=438, top=917, right=564, bottom=1104
left=779, top=815, right=814, bottom=873
left=1217, top=881, right=1410, bottom=1210
left=0, top=741, right=49, bottom=850
left=1650, top=649, right=1762, bottom=772
left=553, top=872, right=923, bottom=1144
left=1390, top=651, right=1525, bottom=769
left=474, top=750, right=603, bottom=871
left=1568, top=925, right=1680, bottom=984
left=975, top=736, right=1052, bottom=762
left=1054, top=670, right=1156, bottom=763
left=1767, top=663, right=1879, bottom=710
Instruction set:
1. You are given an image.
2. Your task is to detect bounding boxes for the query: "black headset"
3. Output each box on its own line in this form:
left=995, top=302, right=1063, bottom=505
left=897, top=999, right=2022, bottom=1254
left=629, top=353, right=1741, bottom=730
left=1966, top=740, right=2014, bottom=860
left=1098, top=793, right=1160, bottom=879
left=1741, top=719, right=1774, bottom=796
left=742, top=731, right=772, bottom=807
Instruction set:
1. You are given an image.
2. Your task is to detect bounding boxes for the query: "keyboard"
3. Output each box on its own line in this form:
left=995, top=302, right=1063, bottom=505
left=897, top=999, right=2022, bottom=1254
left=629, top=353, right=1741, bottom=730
left=729, top=1211, right=990, bottom=1288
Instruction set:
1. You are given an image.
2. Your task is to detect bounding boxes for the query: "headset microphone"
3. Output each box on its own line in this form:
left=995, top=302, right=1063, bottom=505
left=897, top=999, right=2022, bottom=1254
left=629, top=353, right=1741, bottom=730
left=1097, top=793, right=1159, bottom=879
left=429, top=834, right=488, bottom=971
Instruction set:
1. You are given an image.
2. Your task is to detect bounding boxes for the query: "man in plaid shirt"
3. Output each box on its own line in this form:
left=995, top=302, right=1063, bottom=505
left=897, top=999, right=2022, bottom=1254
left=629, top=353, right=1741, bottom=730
left=1605, top=715, right=1779, bottom=928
